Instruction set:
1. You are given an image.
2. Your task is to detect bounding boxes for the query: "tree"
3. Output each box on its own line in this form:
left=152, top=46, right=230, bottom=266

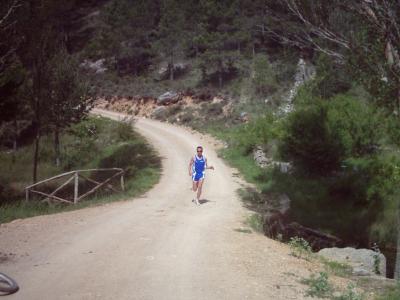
left=94, top=0, right=157, bottom=76
left=265, top=0, right=400, bottom=113
left=252, top=54, right=278, bottom=95
left=48, top=48, right=92, bottom=166
left=0, top=0, right=20, bottom=74
left=157, top=0, right=185, bottom=80
left=265, top=0, right=400, bottom=278
left=195, top=0, right=240, bottom=88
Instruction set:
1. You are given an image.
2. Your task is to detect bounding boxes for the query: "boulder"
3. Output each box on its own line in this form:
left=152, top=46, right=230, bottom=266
left=151, top=107, right=167, bottom=120
left=239, top=112, right=249, bottom=123
left=263, top=209, right=342, bottom=251
left=80, top=58, right=107, bottom=74
left=157, top=62, right=189, bottom=80
left=318, top=247, right=386, bottom=277
left=157, top=91, right=180, bottom=105
left=253, top=146, right=271, bottom=168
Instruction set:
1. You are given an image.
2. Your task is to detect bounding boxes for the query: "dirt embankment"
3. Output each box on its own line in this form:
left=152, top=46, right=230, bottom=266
left=94, top=91, right=235, bottom=124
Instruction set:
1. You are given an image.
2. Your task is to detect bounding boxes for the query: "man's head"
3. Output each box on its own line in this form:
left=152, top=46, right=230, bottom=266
left=196, top=146, right=203, bottom=156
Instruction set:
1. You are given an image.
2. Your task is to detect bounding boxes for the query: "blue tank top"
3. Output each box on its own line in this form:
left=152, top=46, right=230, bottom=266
left=193, top=155, right=206, bottom=174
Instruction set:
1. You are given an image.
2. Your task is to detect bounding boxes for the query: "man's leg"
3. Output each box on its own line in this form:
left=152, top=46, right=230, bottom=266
left=196, top=179, right=204, bottom=204
left=192, top=180, right=198, bottom=192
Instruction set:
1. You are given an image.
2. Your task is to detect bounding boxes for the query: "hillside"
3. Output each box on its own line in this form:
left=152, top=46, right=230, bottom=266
left=1, top=1, right=400, bottom=298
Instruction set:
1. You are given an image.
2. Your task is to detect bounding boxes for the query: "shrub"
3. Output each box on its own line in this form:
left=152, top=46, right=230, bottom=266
left=231, top=113, right=281, bottom=155
left=309, top=54, right=352, bottom=99
left=303, top=272, right=333, bottom=298
left=280, top=90, right=382, bottom=175
left=288, top=236, right=312, bottom=260
left=280, top=99, right=343, bottom=175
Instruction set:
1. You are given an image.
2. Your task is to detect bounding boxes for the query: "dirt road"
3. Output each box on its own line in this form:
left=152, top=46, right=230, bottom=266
left=0, top=109, right=316, bottom=299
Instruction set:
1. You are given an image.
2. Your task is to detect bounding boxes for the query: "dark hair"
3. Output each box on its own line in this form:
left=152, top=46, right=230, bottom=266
left=197, top=146, right=203, bottom=151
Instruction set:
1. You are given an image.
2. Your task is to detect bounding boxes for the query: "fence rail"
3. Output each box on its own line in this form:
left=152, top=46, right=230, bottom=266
left=25, top=168, right=124, bottom=204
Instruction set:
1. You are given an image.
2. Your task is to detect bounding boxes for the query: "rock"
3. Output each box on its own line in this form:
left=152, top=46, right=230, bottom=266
left=151, top=107, right=167, bottom=120
left=272, top=161, right=292, bottom=173
left=352, top=267, right=372, bottom=276
left=284, top=222, right=342, bottom=250
left=253, top=146, right=271, bottom=168
left=80, top=58, right=107, bottom=74
left=263, top=212, right=342, bottom=250
left=157, top=62, right=189, bottom=80
left=318, top=247, right=386, bottom=277
left=239, top=112, right=249, bottom=123
left=157, top=91, right=180, bottom=105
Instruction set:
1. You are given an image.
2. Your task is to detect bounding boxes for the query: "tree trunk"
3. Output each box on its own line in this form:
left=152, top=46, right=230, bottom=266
left=33, top=130, right=40, bottom=183
left=169, top=51, right=174, bottom=81
left=252, top=43, right=256, bottom=58
left=218, top=70, right=223, bottom=89
left=12, top=117, right=18, bottom=164
left=54, top=127, right=60, bottom=167
left=395, top=205, right=400, bottom=280
left=397, top=87, right=400, bottom=118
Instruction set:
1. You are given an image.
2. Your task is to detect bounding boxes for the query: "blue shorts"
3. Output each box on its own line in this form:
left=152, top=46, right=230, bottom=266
left=192, top=172, right=205, bottom=182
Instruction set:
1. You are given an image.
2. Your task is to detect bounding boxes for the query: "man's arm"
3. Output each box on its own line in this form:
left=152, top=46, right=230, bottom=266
left=189, top=157, right=194, bottom=176
left=205, top=158, right=214, bottom=170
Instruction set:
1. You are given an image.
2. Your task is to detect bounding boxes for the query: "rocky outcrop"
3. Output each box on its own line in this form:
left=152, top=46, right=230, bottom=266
left=263, top=193, right=342, bottom=250
left=157, top=91, right=181, bottom=105
left=279, top=58, right=316, bottom=115
left=318, top=247, right=386, bottom=277
left=253, top=146, right=291, bottom=172
left=80, top=58, right=107, bottom=74
left=157, top=63, right=189, bottom=80
left=151, top=107, right=168, bottom=120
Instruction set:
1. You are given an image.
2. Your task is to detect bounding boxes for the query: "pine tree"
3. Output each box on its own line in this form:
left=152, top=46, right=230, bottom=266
left=157, top=0, right=185, bottom=80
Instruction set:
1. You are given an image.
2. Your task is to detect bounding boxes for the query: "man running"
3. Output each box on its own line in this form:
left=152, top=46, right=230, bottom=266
left=189, top=146, right=214, bottom=205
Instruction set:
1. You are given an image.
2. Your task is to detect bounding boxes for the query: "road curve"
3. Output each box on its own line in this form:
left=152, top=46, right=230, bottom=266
left=0, top=109, right=313, bottom=299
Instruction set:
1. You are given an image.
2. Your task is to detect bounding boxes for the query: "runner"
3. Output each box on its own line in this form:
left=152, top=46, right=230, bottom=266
left=188, top=146, right=214, bottom=205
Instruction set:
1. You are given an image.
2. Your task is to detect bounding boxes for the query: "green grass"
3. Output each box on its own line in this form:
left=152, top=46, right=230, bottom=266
left=245, top=213, right=263, bottom=233
left=320, top=258, right=353, bottom=278
left=376, top=284, right=400, bottom=300
left=0, top=117, right=161, bottom=224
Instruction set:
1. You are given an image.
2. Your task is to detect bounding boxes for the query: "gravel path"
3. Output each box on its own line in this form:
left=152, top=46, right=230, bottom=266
left=0, top=109, right=317, bottom=299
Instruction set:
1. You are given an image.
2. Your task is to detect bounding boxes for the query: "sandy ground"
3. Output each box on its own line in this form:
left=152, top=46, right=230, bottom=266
left=0, top=109, right=320, bottom=300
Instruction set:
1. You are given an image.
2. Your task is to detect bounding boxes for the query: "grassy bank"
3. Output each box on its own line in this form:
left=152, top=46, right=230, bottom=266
left=0, top=116, right=161, bottom=223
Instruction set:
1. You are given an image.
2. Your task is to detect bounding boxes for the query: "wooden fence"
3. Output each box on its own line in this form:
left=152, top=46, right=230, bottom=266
left=25, top=168, right=124, bottom=204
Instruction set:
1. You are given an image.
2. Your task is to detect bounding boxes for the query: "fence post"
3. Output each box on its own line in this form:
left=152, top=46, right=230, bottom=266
left=74, top=172, right=79, bottom=204
left=120, top=173, right=125, bottom=191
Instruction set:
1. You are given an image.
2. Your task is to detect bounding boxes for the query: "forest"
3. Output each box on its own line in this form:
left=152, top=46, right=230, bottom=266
left=1, top=0, right=400, bottom=282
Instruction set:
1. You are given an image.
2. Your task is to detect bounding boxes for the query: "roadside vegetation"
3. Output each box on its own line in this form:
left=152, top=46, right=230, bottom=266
left=0, top=116, right=161, bottom=223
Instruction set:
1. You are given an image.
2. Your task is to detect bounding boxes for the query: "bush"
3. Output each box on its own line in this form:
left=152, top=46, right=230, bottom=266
left=303, top=272, right=333, bottom=298
left=95, top=141, right=160, bottom=181
left=288, top=236, right=312, bottom=260
left=280, top=98, right=343, bottom=174
left=309, top=54, right=352, bottom=99
left=280, top=90, right=382, bottom=175
left=229, top=113, right=281, bottom=155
